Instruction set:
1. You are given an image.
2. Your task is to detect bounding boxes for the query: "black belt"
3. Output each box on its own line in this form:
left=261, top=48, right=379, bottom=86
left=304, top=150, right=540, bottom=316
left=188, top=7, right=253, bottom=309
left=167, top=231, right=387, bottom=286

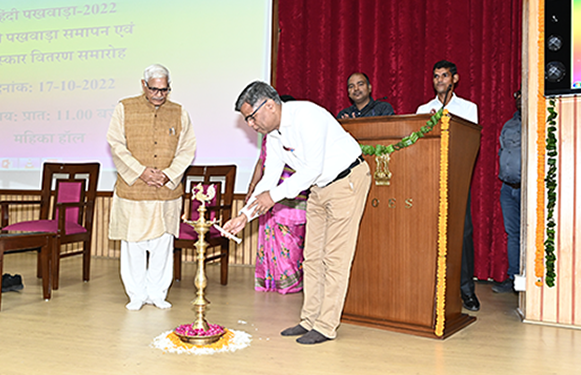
left=504, top=181, right=520, bottom=189
left=327, top=155, right=364, bottom=186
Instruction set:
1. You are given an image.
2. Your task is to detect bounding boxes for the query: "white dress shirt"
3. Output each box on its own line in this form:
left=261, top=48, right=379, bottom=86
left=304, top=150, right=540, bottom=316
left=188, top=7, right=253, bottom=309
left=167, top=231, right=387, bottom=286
left=240, top=100, right=362, bottom=221
left=416, top=93, right=478, bottom=124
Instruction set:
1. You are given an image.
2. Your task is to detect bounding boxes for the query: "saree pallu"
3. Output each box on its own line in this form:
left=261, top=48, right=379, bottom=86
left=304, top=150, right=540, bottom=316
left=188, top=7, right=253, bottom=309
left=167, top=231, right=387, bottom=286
left=255, top=165, right=308, bottom=294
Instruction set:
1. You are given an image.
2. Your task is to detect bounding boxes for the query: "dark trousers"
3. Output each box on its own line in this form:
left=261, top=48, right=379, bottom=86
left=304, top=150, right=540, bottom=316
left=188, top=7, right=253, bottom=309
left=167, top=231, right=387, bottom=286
left=460, top=192, right=475, bottom=297
left=500, top=183, right=521, bottom=279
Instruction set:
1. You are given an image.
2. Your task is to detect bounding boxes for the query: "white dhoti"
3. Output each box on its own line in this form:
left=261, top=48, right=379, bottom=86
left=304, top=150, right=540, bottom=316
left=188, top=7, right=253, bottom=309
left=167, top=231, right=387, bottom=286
left=120, top=232, right=174, bottom=304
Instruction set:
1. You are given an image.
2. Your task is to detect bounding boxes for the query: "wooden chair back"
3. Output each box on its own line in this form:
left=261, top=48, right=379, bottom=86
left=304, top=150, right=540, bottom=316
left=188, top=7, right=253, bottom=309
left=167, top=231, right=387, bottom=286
left=174, top=165, right=236, bottom=285
left=1, top=162, right=100, bottom=289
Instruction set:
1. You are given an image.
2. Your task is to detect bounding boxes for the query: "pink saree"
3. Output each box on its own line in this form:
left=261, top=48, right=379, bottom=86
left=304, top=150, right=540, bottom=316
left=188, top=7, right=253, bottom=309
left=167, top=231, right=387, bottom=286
left=255, top=139, right=307, bottom=294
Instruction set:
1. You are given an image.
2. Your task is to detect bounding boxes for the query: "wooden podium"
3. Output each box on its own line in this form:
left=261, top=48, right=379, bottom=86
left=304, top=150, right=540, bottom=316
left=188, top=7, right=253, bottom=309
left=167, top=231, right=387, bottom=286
left=340, top=114, right=481, bottom=339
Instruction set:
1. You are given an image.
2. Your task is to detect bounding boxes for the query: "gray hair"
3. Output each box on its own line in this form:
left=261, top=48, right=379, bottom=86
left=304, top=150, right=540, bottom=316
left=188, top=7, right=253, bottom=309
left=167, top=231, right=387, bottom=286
left=143, top=64, right=171, bottom=83
left=235, top=81, right=281, bottom=112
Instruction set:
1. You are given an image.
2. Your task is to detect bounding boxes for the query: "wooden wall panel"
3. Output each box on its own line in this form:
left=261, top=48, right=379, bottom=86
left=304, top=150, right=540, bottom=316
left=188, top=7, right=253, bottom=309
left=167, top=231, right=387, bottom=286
left=0, top=193, right=39, bottom=223
left=556, top=98, right=576, bottom=325
left=523, top=94, right=581, bottom=327
left=523, top=0, right=543, bottom=322
left=571, top=97, right=581, bottom=326
left=232, top=199, right=258, bottom=266
left=1, top=191, right=258, bottom=266
left=524, top=0, right=580, bottom=328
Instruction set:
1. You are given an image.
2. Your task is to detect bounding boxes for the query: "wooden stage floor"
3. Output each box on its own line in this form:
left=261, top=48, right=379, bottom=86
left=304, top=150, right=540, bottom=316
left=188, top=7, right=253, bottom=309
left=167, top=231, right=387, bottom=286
left=1, top=253, right=580, bottom=375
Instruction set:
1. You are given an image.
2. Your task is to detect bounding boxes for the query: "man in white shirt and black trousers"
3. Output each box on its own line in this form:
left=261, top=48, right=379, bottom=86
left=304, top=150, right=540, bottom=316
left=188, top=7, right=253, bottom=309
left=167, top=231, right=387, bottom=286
left=223, top=81, right=371, bottom=345
left=416, top=60, right=480, bottom=312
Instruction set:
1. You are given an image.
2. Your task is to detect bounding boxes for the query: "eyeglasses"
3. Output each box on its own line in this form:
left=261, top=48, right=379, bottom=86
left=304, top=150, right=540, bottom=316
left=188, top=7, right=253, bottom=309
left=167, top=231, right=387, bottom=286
left=145, top=82, right=171, bottom=95
left=513, top=90, right=521, bottom=99
left=244, top=100, right=267, bottom=123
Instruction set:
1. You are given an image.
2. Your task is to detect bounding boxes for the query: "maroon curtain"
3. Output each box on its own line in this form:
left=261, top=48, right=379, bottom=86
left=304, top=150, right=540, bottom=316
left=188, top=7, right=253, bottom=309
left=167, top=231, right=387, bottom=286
left=275, top=0, right=522, bottom=282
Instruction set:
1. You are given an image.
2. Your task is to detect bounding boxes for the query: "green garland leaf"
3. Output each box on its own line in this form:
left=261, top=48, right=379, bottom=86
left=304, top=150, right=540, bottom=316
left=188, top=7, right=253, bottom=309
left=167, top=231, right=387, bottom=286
left=360, top=109, right=444, bottom=156
left=545, top=99, right=558, bottom=287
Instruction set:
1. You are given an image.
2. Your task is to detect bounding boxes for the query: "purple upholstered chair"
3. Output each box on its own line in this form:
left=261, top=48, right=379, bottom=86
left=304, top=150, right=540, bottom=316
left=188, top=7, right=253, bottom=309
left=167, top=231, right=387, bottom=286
left=1, top=162, right=100, bottom=289
left=173, top=165, right=236, bottom=285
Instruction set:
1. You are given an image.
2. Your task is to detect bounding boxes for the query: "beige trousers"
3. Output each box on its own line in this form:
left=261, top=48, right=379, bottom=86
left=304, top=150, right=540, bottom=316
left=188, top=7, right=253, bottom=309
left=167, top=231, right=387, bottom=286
left=299, top=162, right=371, bottom=338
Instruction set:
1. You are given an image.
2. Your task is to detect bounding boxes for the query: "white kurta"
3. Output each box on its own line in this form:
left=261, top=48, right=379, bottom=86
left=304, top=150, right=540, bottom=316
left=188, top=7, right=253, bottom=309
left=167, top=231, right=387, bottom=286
left=107, top=101, right=197, bottom=242
left=107, top=98, right=196, bottom=307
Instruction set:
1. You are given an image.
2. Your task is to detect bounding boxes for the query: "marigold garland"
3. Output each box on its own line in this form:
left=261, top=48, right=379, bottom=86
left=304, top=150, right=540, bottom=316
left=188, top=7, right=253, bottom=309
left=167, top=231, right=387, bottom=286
left=534, top=0, right=546, bottom=287
left=434, top=110, right=450, bottom=337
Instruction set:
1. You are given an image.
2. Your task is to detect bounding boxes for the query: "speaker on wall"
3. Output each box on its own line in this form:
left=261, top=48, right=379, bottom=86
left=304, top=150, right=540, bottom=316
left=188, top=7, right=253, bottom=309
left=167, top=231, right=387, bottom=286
left=544, top=0, right=581, bottom=96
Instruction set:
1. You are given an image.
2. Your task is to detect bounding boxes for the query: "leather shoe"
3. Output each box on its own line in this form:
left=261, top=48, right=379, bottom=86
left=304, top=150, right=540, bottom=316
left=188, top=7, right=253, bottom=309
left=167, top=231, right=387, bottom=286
left=492, top=279, right=515, bottom=293
left=281, top=324, right=308, bottom=336
left=1, top=274, right=23, bottom=293
left=462, top=294, right=480, bottom=311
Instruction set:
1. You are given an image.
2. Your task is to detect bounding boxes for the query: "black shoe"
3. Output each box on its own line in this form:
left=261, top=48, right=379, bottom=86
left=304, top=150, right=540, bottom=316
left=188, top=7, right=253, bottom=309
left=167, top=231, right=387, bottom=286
left=281, top=324, right=308, bottom=336
left=462, top=294, right=480, bottom=311
left=2, top=274, right=24, bottom=293
left=492, top=278, right=515, bottom=293
left=296, top=330, right=331, bottom=345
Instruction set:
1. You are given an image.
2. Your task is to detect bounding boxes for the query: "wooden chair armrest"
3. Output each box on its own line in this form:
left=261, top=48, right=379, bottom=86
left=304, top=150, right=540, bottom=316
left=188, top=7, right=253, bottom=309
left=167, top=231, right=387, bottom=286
left=207, top=204, right=233, bottom=215
left=0, top=200, right=42, bottom=206
left=56, top=201, right=88, bottom=233
left=1, top=200, right=42, bottom=228
left=218, top=204, right=233, bottom=221
left=206, top=204, right=232, bottom=212
left=204, top=204, right=234, bottom=224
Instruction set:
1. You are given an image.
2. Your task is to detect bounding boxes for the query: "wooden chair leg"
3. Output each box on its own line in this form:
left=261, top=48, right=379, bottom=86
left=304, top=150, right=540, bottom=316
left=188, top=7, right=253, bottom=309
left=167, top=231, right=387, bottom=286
left=83, top=240, right=91, bottom=282
left=174, top=248, right=182, bottom=282
left=52, top=238, right=60, bottom=290
left=220, top=244, right=229, bottom=285
left=36, top=249, right=42, bottom=278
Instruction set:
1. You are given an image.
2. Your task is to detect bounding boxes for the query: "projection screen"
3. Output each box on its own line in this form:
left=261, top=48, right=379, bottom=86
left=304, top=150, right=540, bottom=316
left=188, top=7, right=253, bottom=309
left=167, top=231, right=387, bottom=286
left=0, top=0, right=272, bottom=192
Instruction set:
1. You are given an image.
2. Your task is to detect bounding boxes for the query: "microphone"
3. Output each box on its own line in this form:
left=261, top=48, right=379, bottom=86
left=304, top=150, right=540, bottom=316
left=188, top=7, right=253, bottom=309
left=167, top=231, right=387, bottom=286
left=376, top=96, right=389, bottom=101
left=441, top=84, right=452, bottom=110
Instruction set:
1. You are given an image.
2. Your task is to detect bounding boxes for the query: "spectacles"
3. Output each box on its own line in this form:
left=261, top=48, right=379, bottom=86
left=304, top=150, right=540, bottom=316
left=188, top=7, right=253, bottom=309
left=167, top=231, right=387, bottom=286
left=244, top=100, right=267, bottom=123
left=145, top=82, right=171, bottom=95
left=513, top=90, right=521, bottom=99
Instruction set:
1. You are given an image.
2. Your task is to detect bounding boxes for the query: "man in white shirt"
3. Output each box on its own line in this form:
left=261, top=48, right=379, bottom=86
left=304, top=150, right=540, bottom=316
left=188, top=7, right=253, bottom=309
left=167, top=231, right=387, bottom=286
left=416, top=61, right=478, bottom=123
left=416, top=60, right=480, bottom=311
left=223, top=81, right=371, bottom=344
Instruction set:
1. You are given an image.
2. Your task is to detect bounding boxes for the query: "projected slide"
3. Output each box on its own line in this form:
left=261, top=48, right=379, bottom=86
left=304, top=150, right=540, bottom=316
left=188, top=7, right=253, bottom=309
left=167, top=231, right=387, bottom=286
left=0, top=0, right=271, bottom=191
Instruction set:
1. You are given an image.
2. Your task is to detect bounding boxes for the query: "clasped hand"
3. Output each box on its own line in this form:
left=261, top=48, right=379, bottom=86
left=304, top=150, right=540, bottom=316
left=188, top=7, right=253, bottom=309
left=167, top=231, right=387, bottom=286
left=340, top=112, right=356, bottom=119
left=140, top=167, right=169, bottom=187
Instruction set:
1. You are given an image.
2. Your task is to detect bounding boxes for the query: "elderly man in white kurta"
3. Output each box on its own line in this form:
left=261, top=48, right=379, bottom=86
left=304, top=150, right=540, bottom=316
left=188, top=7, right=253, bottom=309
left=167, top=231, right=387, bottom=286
left=107, top=64, right=196, bottom=311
